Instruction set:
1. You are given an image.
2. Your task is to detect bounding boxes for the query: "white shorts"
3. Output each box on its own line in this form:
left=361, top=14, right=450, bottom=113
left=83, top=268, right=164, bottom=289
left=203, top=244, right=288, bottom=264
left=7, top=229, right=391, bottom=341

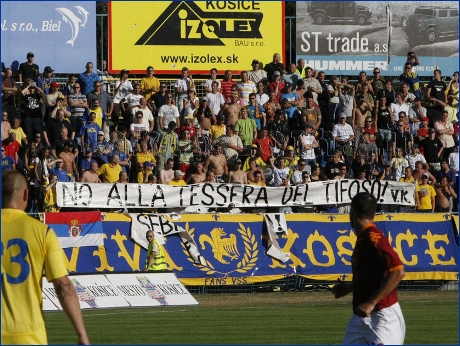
left=343, top=302, right=405, bottom=345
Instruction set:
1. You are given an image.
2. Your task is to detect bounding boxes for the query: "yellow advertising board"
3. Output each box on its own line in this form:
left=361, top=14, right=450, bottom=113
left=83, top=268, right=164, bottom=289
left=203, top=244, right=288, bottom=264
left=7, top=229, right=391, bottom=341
left=109, top=1, right=285, bottom=74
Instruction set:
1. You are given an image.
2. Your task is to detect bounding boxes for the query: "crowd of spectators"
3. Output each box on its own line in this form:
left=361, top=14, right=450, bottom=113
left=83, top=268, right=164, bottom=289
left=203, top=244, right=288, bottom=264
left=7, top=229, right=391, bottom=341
left=2, top=51, right=458, bottom=213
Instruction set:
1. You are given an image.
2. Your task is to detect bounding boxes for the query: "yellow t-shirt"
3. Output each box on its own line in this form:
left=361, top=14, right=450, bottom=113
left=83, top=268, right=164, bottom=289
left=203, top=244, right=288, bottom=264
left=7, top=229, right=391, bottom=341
left=11, top=127, right=27, bottom=145
left=168, top=179, right=186, bottom=186
left=135, top=152, right=156, bottom=168
left=141, top=76, right=160, bottom=103
left=416, top=183, right=436, bottom=210
left=96, top=163, right=122, bottom=183
left=1, top=209, right=68, bottom=344
left=210, top=124, right=226, bottom=140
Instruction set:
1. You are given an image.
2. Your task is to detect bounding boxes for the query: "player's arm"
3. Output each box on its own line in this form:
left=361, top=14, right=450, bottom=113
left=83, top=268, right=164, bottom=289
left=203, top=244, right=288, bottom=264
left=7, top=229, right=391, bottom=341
left=53, top=276, right=90, bottom=344
left=356, top=267, right=405, bottom=317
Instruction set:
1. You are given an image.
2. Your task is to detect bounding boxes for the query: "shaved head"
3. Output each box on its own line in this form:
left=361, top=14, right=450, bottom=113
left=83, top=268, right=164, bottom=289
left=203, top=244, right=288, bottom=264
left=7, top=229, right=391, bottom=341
left=2, top=170, right=28, bottom=208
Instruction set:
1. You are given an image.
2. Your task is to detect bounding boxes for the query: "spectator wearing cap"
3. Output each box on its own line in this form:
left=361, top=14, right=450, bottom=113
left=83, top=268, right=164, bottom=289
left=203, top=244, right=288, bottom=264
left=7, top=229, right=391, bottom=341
left=168, top=170, right=186, bottom=186
left=138, top=161, right=155, bottom=184
left=37, top=66, right=55, bottom=95
left=416, top=172, right=436, bottom=212
left=282, top=63, right=299, bottom=86
left=112, top=69, right=133, bottom=125
left=280, top=82, right=300, bottom=130
left=45, top=82, right=65, bottom=121
left=283, top=145, right=300, bottom=178
left=94, top=130, right=112, bottom=166
left=264, top=53, right=285, bottom=83
left=238, top=71, right=257, bottom=106
left=77, top=62, right=101, bottom=95
left=421, top=128, right=443, bottom=173
left=227, top=158, right=248, bottom=184
left=202, top=68, right=221, bottom=94
left=248, top=59, right=267, bottom=84
left=18, top=52, right=40, bottom=83
left=332, top=115, right=354, bottom=154
left=179, top=114, right=197, bottom=138
left=405, top=144, right=426, bottom=170
left=408, top=97, right=426, bottom=133
left=268, top=70, right=285, bottom=104
left=175, top=67, right=195, bottom=113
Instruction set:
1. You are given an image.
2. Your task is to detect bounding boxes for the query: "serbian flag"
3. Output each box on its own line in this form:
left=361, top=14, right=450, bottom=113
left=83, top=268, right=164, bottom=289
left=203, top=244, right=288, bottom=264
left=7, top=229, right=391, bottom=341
left=43, top=212, right=104, bottom=248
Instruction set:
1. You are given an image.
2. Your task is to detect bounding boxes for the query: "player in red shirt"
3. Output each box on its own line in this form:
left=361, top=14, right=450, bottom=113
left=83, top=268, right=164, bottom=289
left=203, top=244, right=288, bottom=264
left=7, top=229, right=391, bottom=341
left=332, top=192, right=406, bottom=345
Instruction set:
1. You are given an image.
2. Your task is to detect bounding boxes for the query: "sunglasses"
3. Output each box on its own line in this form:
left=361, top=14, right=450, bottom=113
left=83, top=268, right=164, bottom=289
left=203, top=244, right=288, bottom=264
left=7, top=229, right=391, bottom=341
left=160, top=85, right=167, bottom=88
left=166, top=96, right=173, bottom=99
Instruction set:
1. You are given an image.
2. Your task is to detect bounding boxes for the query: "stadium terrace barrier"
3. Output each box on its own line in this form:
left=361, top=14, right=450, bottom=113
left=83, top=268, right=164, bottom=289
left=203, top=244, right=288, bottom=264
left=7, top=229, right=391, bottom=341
left=40, top=212, right=459, bottom=292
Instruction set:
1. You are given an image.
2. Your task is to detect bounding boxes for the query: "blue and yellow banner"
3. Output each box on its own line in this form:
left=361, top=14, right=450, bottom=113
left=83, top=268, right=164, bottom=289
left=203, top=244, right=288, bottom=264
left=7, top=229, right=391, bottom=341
left=60, top=213, right=458, bottom=285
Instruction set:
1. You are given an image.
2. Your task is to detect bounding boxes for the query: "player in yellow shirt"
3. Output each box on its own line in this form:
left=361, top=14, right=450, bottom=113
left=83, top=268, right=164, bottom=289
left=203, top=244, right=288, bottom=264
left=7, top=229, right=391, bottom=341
left=1, top=170, right=89, bottom=344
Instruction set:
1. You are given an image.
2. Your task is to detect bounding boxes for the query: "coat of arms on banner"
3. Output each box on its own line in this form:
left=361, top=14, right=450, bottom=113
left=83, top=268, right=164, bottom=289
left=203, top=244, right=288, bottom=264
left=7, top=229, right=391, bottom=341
left=69, top=219, right=81, bottom=237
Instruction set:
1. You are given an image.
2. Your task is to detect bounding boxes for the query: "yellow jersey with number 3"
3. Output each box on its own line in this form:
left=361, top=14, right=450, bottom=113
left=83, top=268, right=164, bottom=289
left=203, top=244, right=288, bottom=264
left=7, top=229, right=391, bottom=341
left=1, top=208, right=68, bottom=345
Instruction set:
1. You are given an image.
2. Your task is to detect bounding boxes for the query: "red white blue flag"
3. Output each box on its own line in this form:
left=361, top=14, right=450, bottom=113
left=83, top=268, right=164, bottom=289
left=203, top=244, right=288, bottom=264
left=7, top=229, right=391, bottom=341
left=43, top=212, right=104, bottom=248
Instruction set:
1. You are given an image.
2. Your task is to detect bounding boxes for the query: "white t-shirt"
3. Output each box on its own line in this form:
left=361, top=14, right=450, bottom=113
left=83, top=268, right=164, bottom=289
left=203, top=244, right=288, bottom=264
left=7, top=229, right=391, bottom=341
left=158, top=104, right=180, bottom=128
left=113, top=80, right=133, bottom=103
left=125, top=93, right=143, bottom=107
left=272, top=167, right=290, bottom=187
left=206, top=92, right=225, bottom=115
left=132, top=106, right=154, bottom=129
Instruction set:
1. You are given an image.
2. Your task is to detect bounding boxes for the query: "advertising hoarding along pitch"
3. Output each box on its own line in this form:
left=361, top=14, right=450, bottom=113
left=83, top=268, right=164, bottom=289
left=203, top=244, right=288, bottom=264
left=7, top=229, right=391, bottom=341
left=1, top=1, right=96, bottom=74
left=109, top=1, right=285, bottom=74
left=296, top=1, right=459, bottom=76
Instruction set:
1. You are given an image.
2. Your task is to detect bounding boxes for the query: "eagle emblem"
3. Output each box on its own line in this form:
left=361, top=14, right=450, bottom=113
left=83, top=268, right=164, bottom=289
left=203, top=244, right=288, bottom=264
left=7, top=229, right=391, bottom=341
left=199, top=228, right=239, bottom=264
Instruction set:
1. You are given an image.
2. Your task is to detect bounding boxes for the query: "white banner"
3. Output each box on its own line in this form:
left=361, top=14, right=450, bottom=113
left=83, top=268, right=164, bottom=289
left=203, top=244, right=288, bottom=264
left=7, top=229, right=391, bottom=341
left=130, top=213, right=206, bottom=266
left=104, top=273, right=198, bottom=307
left=263, top=214, right=290, bottom=263
left=43, top=275, right=130, bottom=310
left=56, top=180, right=415, bottom=209
left=42, top=273, right=198, bottom=310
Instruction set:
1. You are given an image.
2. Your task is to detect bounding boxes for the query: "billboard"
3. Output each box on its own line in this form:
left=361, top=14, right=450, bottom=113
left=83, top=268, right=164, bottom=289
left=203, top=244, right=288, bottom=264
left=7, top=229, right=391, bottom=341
left=296, top=1, right=459, bottom=76
left=1, top=1, right=97, bottom=74
left=109, top=1, right=285, bottom=74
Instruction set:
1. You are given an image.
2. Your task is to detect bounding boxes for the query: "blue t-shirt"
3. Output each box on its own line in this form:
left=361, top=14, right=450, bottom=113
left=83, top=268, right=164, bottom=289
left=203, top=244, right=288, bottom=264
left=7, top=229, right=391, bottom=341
left=1, top=155, right=15, bottom=170
left=280, top=92, right=299, bottom=119
left=247, top=104, right=265, bottom=130
left=49, top=168, right=70, bottom=182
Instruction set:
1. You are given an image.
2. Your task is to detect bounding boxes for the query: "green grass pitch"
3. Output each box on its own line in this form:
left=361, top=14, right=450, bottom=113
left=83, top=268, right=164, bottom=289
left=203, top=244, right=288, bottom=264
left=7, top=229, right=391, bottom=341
left=44, top=291, right=458, bottom=344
